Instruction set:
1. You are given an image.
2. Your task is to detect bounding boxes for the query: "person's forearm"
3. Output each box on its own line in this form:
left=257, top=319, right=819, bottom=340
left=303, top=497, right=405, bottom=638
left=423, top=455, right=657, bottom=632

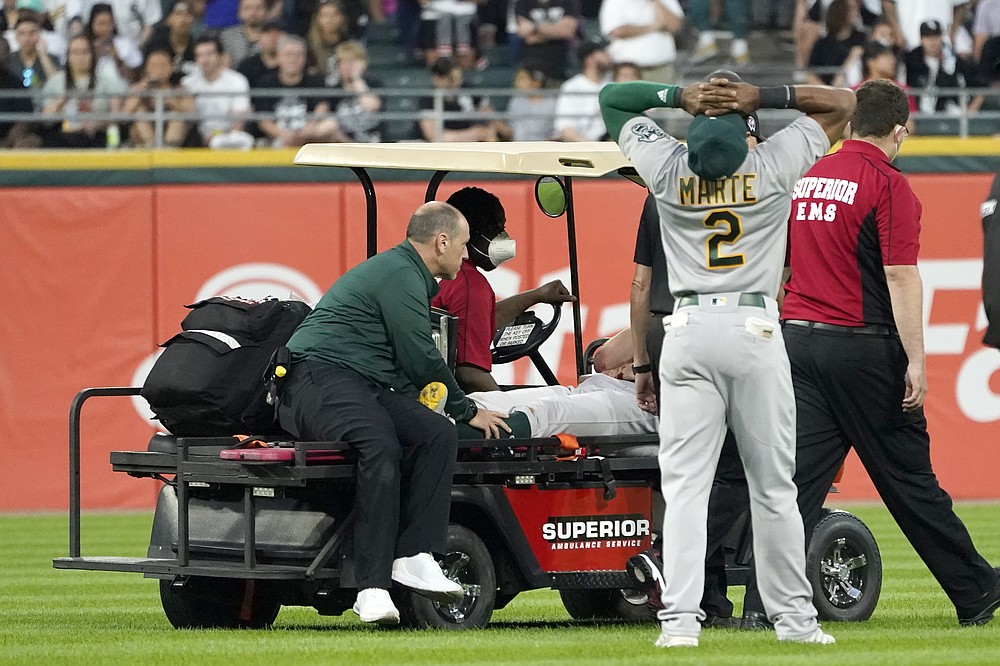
left=455, top=365, right=501, bottom=393
left=592, top=328, right=633, bottom=373
left=629, top=265, right=652, bottom=366
left=599, top=81, right=680, bottom=143
left=495, top=289, right=544, bottom=328
left=609, top=24, right=657, bottom=39
left=885, top=265, right=925, bottom=367
left=258, top=119, right=282, bottom=138
left=538, top=16, right=578, bottom=40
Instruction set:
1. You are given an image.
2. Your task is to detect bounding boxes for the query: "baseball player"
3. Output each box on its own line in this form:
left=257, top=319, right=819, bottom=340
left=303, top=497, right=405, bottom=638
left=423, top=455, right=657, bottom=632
left=599, top=73, right=855, bottom=647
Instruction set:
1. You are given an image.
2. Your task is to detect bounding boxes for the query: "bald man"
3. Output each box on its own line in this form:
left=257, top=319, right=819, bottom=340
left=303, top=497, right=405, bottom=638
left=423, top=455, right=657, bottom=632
left=279, top=202, right=509, bottom=624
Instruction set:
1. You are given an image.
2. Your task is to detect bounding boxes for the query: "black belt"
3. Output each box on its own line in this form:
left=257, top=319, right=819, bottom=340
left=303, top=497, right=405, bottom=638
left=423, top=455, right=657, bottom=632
left=782, top=320, right=896, bottom=336
left=676, top=293, right=766, bottom=310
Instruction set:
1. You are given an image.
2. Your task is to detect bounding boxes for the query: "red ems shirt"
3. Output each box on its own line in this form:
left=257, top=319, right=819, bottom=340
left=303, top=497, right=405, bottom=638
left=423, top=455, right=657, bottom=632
left=431, top=259, right=497, bottom=371
left=783, top=140, right=921, bottom=327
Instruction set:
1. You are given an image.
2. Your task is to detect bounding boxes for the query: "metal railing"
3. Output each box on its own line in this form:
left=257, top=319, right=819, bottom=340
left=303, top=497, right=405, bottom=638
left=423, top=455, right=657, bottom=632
left=1, top=85, right=998, bottom=148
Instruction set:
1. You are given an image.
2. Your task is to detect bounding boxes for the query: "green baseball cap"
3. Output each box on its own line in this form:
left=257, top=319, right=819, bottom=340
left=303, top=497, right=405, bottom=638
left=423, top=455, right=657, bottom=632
left=686, top=114, right=749, bottom=181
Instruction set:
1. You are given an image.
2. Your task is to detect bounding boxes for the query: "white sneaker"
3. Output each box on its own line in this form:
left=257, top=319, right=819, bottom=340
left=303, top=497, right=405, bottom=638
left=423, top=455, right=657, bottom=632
left=352, top=588, right=400, bottom=624
left=391, top=552, right=465, bottom=603
left=654, top=633, right=699, bottom=648
left=779, top=627, right=836, bottom=644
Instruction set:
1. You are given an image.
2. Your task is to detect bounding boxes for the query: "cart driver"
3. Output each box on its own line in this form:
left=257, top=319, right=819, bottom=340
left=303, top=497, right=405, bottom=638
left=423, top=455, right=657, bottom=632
left=431, top=187, right=577, bottom=394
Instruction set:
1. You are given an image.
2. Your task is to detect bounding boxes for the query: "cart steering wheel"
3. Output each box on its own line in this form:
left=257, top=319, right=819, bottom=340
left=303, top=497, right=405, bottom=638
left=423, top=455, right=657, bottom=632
left=491, top=303, right=563, bottom=365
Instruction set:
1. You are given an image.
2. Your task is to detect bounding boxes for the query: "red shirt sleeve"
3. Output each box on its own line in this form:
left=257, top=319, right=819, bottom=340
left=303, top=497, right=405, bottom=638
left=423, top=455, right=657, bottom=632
left=877, top=173, right=922, bottom=265
left=431, top=261, right=496, bottom=371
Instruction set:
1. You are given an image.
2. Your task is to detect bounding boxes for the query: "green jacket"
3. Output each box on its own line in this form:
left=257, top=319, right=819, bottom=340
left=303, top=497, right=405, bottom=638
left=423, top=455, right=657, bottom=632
left=287, top=240, right=474, bottom=421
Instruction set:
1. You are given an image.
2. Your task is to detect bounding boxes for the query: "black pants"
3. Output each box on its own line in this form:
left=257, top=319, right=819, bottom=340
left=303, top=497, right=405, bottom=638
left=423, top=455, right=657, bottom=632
left=649, top=312, right=750, bottom=617
left=277, top=360, right=458, bottom=590
left=745, top=324, right=994, bottom=617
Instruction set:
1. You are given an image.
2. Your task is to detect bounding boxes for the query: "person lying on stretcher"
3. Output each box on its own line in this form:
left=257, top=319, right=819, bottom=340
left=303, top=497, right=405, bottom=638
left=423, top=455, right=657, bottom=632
left=428, top=186, right=654, bottom=440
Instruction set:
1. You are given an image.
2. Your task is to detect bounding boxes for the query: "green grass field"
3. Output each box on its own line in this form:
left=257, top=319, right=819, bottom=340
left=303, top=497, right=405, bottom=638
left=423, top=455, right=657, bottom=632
left=2, top=504, right=998, bottom=665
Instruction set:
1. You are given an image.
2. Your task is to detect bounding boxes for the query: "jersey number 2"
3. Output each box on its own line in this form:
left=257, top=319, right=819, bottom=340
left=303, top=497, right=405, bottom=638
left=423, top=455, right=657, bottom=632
left=704, top=210, right=745, bottom=269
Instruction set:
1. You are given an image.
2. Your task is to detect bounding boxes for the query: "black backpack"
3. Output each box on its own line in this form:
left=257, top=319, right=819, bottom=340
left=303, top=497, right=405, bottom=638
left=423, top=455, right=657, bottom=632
left=141, top=296, right=311, bottom=436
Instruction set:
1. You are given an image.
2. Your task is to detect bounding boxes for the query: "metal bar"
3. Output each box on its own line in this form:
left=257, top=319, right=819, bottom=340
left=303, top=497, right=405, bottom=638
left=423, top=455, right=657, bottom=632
left=244, top=486, right=257, bottom=569
left=305, top=512, right=355, bottom=579
left=351, top=167, right=378, bottom=258
left=425, top=170, right=449, bottom=202
left=528, top=351, right=560, bottom=386
left=177, top=441, right=189, bottom=566
left=67, top=387, right=142, bottom=558
left=563, top=176, right=585, bottom=378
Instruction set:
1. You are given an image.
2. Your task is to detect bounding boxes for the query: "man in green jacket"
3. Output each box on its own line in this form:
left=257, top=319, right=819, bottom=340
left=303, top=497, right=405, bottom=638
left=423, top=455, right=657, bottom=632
left=279, top=201, right=510, bottom=625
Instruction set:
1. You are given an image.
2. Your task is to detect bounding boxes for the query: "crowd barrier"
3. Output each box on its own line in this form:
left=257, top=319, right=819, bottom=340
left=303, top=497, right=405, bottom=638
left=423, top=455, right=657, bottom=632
left=0, top=143, right=997, bottom=510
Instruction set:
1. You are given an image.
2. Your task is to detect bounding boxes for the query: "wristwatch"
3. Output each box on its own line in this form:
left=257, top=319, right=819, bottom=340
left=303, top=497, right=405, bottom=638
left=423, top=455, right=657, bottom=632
left=460, top=400, right=479, bottom=423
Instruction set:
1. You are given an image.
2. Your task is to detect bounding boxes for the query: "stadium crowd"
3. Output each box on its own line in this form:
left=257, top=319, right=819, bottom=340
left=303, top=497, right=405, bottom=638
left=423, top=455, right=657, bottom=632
left=1, top=0, right=999, bottom=149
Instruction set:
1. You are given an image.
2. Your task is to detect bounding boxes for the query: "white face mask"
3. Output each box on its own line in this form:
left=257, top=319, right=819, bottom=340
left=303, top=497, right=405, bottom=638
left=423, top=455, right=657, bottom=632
left=473, top=231, right=517, bottom=268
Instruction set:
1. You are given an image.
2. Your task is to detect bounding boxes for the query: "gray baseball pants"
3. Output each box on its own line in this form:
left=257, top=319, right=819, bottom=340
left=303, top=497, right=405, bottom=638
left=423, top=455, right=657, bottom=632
left=656, top=293, right=819, bottom=639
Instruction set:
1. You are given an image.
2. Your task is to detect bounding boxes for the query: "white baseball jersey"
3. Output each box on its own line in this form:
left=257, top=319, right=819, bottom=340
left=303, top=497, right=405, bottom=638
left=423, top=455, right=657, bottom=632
left=619, top=115, right=830, bottom=299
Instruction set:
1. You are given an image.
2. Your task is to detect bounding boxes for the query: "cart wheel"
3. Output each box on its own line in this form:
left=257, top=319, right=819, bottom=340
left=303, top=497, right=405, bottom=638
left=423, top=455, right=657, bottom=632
left=396, top=525, right=496, bottom=629
left=159, top=577, right=280, bottom=629
left=807, top=509, right=882, bottom=622
left=559, top=588, right=656, bottom=622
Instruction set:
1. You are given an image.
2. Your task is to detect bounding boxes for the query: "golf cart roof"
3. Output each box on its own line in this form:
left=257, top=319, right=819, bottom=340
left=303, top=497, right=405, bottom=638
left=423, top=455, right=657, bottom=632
left=294, top=142, right=633, bottom=178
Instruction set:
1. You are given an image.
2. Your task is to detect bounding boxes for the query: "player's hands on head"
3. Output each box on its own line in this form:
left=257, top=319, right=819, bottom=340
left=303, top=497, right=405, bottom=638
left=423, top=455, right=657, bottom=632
left=470, top=408, right=512, bottom=439
left=697, top=78, right=761, bottom=116
left=902, top=361, right=927, bottom=411
left=536, top=280, right=577, bottom=304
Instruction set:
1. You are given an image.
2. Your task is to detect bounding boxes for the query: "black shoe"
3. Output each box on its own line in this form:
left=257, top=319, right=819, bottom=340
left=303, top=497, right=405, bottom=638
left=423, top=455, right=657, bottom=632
left=739, top=610, right=774, bottom=631
left=702, top=614, right=739, bottom=629
left=958, top=568, right=1000, bottom=627
left=627, top=550, right=665, bottom=611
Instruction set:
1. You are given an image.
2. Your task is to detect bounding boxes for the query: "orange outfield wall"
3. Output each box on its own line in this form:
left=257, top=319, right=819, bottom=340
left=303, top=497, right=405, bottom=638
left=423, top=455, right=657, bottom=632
left=0, top=174, right=997, bottom=511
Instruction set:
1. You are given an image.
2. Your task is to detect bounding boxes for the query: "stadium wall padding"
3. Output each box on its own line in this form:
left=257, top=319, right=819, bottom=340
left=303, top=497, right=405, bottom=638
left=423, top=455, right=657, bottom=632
left=0, top=146, right=998, bottom=510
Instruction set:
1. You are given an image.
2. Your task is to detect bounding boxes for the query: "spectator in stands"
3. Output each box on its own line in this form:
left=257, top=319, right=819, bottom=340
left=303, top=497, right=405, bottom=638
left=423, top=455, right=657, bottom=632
left=101, top=0, right=161, bottom=46
left=237, top=15, right=279, bottom=84
left=330, top=39, right=383, bottom=142
left=282, top=0, right=375, bottom=39
left=41, top=33, right=127, bottom=146
left=973, top=0, right=1000, bottom=63
left=553, top=39, right=609, bottom=142
left=306, top=0, right=350, bottom=84
left=495, top=64, right=555, bottom=141
left=0, top=35, right=40, bottom=146
left=417, top=0, right=479, bottom=69
left=8, top=13, right=57, bottom=96
left=220, top=0, right=268, bottom=67
left=254, top=33, right=348, bottom=146
left=689, top=0, right=750, bottom=64
left=806, top=0, right=867, bottom=86
left=794, top=0, right=900, bottom=77
left=598, top=0, right=682, bottom=83
left=905, top=19, right=983, bottom=114
left=613, top=60, right=641, bottom=81
left=419, top=55, right=497, bottom=141
left=857, top=40, right=916, bottom=131
left=4, top=0, right=66, bottom=58
left=514, top=0, right=580, bottom=84
left=143, top=1, right=197, bottom=74
left=891, top=0, right=971, bottom=52
left=87, top=3, right=142, bottom=84
left=182, top=32, right=254, bottom=147
left=122, top=47, right=197, bottom=146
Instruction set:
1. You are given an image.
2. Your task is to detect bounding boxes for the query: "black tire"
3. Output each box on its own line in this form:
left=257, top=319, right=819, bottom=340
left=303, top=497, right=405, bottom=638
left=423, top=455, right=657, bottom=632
left=159, top=577, right=280, bottom=629
left=396, top=524, right=496, bottom=629
left=807, top=509, right=882, bottom=622
left=559, top=588, right=656, bottom=622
